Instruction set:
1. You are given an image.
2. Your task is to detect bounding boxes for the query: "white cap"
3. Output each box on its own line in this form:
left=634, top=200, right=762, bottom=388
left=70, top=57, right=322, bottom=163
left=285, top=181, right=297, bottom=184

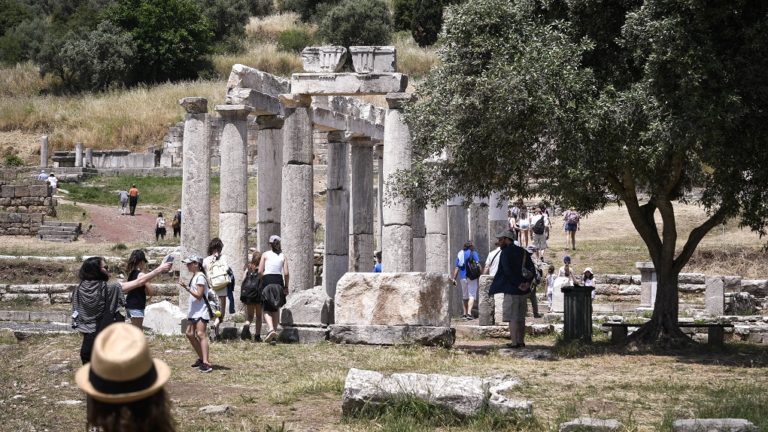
left=269, top=235, right=281, bottom=244
left=584, top=267, right=593, bottom=274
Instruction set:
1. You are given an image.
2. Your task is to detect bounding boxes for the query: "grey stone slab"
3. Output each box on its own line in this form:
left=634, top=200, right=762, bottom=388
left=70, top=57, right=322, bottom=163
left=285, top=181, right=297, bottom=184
left=290, top=73, right=407, bottom=96
left=279, top=326, right=330, bottom=343
left=672, top=418, right=757, bottom=432
left=280, top=286, right=331, bottom=326
left=350, top=46, right=396, bottom=73
left=324, top=253, right=348, bottom=300
left=706, top=277, right=725, bottom=316
left=143, top=301, right=187, bottom=335
left=478, top=275, right=494, bottom=326
left=301, top=46, right=347, bottom=72
left=329, top=324, right=455, bottom=347
left=226, top=64, right=290, bottom=96
left=225, top=88, right=281, bottom=116
left=559, top=417, right=623, bottom=432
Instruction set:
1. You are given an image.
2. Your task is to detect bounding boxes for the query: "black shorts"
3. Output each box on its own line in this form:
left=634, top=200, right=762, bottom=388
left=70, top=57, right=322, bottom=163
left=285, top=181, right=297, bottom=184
left=188, top=317, right=209, bottom=325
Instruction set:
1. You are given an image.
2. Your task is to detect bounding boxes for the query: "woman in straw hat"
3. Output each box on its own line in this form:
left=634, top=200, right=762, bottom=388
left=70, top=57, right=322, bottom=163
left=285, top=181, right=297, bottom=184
left=76, top=323, right=175, bottom=431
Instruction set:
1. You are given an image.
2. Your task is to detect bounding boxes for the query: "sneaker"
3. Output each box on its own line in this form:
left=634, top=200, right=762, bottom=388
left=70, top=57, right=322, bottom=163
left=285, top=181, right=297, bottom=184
left=199, top=363, right=213, bottom=373
left=254, top=335, right=262, bottom=343
left=264, top=330, right=277, bottom=343
left=191, top=358, right=203, bottom=368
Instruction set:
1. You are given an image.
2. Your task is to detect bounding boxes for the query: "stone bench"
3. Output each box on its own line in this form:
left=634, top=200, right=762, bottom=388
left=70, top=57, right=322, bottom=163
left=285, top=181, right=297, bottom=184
left=602, top=322, right=734, bottom=346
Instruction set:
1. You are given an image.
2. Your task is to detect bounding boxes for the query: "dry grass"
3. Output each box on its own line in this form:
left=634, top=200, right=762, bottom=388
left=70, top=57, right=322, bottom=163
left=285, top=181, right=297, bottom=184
left=245, top=12, right=310, bottom=42
left=0, top=62, right=60, bottom=97
left=211, top=41, right=304, bottom=79
left=393, top=31, right=440, bottom=77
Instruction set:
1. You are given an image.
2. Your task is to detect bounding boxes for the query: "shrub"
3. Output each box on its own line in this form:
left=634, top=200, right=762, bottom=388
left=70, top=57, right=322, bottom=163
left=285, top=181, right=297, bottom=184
left=197, top=0, right=250, bottom=44
left=317, top=0, right=391, bottom=47
left=248, top=0, right=274, bottom=16
left=392, top=0, right=416, bottom=32
left=4, top=154, right=24, bottom=166
left=277, top=28, right=313, bottom=52
left=279, top=0, right=338, bottom=22
left=411, top=0, right=443, bottom=47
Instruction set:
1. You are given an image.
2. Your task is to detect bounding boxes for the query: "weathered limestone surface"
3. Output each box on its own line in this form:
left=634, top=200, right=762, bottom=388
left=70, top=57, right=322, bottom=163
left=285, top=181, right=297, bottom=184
left=329, top=324, right=455, bottom=346
left=281, top=165, right=314, bottom=292
left=219, top=212, right=247, bottom=297
left=488, top=193, right=508, bottom=243
left=256, top=116, right=283, bottom=252
left=672, top=419, right=757, bottom=432
left=291, top=73, right=407, bottom=96
left=225, top=88, right=281, bottom=116
left=301, top=46, right=347, bottom=72
left=706, top=277, right=725, bottom=316
left=412, top=209, right=426, bottom=272
left=350, top=46, right=397, bottom=73
left=143, top=301, right=187, bottom=335
left=280, top=285, right=331, bottom=327
left=349, top=142, right=374, bottom=271
left=559, top=417, right=623, bottom=432
left=381, top=224, right=413, bottom=272
left=478, top=275, right=494, bottom=326
left=216, top=105, right=251, bottom=214
left=342, top=369, right=530, bottom=417
left=335, top=272, right=450, bottom=327
left=40, top=135, right=48, bottom=168
left=636, top=261, right=656, bottom=306
left=179, top=98, right=210, bottom=307
left=74, top=142, right=83, bottom=167
left=279, top=326, right=330, bottom=343
left=85, top=148, right=93, bottom=167
left=226, top=64, right=290, bottom=96
left=448, top=198, right=468, bottom=316
left=324, top=132, right=350, bottom=300
left=469, top=199, right=490, bottom=262
left=425, top=204, right=449, bottom=274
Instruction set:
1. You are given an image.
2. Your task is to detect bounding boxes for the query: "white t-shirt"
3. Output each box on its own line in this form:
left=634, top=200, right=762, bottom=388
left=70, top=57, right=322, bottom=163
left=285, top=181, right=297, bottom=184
left=262, top=250, right=285, bottom=275
left=48, top=176, right=58, bottom=188
left=518, top=213, right=530, bottom=229
left=485, top=247, right=502, bottom=277
left=529, top=214, right=549, bottom=232
left=187, top=273, right=210, bottom=320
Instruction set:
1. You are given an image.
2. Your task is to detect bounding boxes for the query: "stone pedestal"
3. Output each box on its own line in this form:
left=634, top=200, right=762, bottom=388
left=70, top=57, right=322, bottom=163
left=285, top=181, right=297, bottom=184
left=478, top=275, right=494, bottom=326
left=381, top=93, right=413, bottom=272
left=74, top=142, right=84, bottom=167
left=412, top=209, right=426, bottom=271
left=256, top=115, right=284, bottom=252
left=425, top=203, right=449, bottom=274
left=348, top=139, right=374, bottom=271
left=488, top=193, right=508, bottom=242
left=324, top=131, right=350, bottom=302
left=280, top=94, right=315, bottom=292
left=705, top=277, right=725, bottom=316
left=447, top=196, right=468, bottom=316
left=179, top=97, right=210, bottom=307
left=636, top=261, right=656, bottom=307
left=469, top=198, right=490, bottom=263
left=40, top=135, right=48, bottom=168
left=85, top=148, right=93, bottom=167
left=216, top=104, right=252, bottom=302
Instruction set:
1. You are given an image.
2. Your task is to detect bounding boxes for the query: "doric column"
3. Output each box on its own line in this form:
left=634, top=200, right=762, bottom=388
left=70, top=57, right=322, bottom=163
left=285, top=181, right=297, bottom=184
left=256, top=115, right=284, bottom=252
left=469, top=197, right=490, bottom=263
left=75, top=142, right=83, bottom=167
left=412, top=208, right=426, bottom=271
left=216, top=104, right=252, bottom=302
left=323, top=130, right=350, bottom=301
left=348, top=138, right=375, bottom=272
left=280, top=94, right=315, bottom=292
left=40, top=135, right=48, bottom=168
left=179, top=97, right=210, bottom=308
left=425, top=203, right=449, bottom=274
left=381, top=93, right=413, bottom=272
left=488, top=193, right=509, bottom=242
left=447, top=196, right=468, bottom=316
left=85, top=148, right=93, bottom=168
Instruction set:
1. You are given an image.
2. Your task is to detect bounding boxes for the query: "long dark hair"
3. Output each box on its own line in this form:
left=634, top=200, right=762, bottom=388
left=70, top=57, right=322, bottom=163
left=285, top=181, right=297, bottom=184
left=87, top=389, right=176, bottom=432
left=126, top=250, right=147, bottom=274
left=79, top=256, right=108, bottom=282
left=207, top=238, right=223, bottom=256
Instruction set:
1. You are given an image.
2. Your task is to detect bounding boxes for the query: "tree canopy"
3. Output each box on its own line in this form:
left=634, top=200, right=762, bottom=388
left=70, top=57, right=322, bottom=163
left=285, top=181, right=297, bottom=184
left=397, top=0, right=768, bottom=343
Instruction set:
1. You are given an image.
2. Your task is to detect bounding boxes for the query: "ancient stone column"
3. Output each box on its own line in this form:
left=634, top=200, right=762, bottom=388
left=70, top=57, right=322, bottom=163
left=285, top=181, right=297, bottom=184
left=75, top=142, right=84, bottom=167
left=40, top=135, right=48, bottom=168
left=488, top=193, right=509, bottom=243
left=349, top=138, right=374, bottom=272
left=216, top=104, right=252, bottom=303
left=381, top=93, right=413, bottom=272
left=412, top=208, right=426, bottom=271
left=375, top=144, right=384, bottom=252
left=469, top=197, right=490, bottom=263
left=256, top=115, right=284, bottom=252
left=85, top=148, right=93, bottom=168
left=323, top=130, right=350, bottom=301
left=425, top=203, right=449, bottom=274
left=179, top=97, right=210, bottom=308
left=447, top=196, right=468, bottom=316
left=280, top=94, right=315, bottom=292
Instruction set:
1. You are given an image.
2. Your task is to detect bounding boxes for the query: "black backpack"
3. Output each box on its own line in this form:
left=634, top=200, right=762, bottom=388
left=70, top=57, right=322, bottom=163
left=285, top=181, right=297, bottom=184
left=465, top=254, right=481, bottom=280
left=532, top=216, right=546, bottom=235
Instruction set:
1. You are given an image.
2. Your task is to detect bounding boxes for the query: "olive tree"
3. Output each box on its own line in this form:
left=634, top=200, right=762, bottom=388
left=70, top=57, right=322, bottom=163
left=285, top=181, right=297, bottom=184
left=395, top=0, right=768, bottom=344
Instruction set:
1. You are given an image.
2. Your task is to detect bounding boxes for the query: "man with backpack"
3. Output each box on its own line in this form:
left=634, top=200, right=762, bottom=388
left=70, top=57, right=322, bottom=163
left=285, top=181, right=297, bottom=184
left=451, top=241, right=484, bottom=320
left=529, top=206, right=550, bottom=261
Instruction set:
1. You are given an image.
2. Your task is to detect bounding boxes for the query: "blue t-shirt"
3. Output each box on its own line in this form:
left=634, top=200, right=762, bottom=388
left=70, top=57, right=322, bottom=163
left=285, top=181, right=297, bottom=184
left=455, top=249, right=480, bottom=279
left=373, top=263, right=382, bottom=273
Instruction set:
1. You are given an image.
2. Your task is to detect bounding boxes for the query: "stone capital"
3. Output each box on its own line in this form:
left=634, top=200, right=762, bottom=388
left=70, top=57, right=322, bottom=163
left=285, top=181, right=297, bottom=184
left=326, top=130, right=352, bottom=143
left=215, top=104, right=253, bottom=120
left=255, top=115, right=284, bottom=130
left=179, top=97, right=208, bottom=114
left=279, top=93, right=312, bottom=108
left=385, top=92, right=415, bottom=109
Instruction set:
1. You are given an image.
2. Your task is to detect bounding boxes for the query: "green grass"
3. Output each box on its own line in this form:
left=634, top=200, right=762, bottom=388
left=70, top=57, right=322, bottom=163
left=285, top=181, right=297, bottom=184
left=54, top=203, right=90, bottom=224
left=65, top=176, right=220, bottom=207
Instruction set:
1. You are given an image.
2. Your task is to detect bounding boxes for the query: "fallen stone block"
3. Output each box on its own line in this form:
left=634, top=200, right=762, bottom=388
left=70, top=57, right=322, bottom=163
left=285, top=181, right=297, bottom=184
left=279, top=326, right=329, bottom=344
left=280, top=285, right=331, bottom=327
left=198, top=405, right=234, bottom=415
left=329, top=324, right=454, bottom=347
left=143, top=301, right=186, bottom=335
left=672, top=418, right=757, bottom=432
left=559, top=417, right=622, bottom=431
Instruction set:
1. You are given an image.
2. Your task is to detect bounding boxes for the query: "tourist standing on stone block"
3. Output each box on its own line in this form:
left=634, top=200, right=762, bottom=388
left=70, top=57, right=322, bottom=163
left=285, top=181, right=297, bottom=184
left=155, top=212, right=166, bottom=241
left=203, top=238, right=231, bottom=339
left=451, top=241, right=483, bottom=321
left=128, top=184, right=140, bottom=216
left=118, top=189, right=129, bottom=215
left=583, top=267, right=595, bottom=299
left=489, top=230, right=536, bottom=348
left=72, top=256, right=171, bottom=364
left=172, top=209, right=181, bottom=237
left=125, top=250, right=157, bottom=329
left=563, top=207, right=580, bottom=250
left=240, top=251, right=263, bottom=342
left=75, top=323, right=176, bottom=432
left=180, top=255, right=213, bottom=373
left=258, top=235, right=289, bottom=344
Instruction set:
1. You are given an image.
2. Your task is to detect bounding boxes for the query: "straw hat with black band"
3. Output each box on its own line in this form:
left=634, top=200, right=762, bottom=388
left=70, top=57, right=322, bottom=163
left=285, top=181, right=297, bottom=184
left=75, top=323, right=170, bottom=404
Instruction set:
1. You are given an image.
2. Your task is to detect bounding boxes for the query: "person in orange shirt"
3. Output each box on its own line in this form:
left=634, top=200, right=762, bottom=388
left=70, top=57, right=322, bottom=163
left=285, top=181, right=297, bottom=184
left=128, top=184, right=140, bottom=216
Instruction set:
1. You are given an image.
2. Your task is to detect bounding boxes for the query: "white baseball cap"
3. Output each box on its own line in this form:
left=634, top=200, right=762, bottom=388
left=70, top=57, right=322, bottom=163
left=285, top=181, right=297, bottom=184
left=269, top=235, right=281, bottom=244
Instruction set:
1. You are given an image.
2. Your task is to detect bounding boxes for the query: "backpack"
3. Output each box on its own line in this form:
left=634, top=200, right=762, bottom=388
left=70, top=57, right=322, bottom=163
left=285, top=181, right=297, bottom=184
left=207, top=256, right=231, bottom=290
left=532, top=216, right=546, bottom=235
left=240, top=271, right=261, bottom=303
left=566, top=211, right=580, bottom=224
left=464, top=253, right=482, bottom=281
left=157, top=218, right=165, bottom=228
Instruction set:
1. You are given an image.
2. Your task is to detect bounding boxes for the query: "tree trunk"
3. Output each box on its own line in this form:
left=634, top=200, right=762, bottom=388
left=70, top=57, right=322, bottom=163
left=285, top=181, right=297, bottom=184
left=629, top=265, right=691, bottom=345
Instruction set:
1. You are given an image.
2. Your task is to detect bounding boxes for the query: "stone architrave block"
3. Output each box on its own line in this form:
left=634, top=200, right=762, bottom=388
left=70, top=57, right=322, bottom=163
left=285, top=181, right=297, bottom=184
left=280, top=286, right=331, bottom=327
left=350, top=46, right=396, bottom=73
left=672, top=418, right=757, bottom=432
left=225, top=88, right=281, bottom=116
left=705, top=277, right=725, bottom=316
left=329, top=324, right=454, bottom=347
left=143, top=301, right=187, bottom=335
left=291, top=73, right=408, bottom=96
left=559, top=417, right=623, bottom=432
left=741, top=280, right=768, bottom=297
left=179, top=97, right=208, bottom=114
left=335, top=272, right=450, bottom=326
left=301, top=46, right=347, bottom=72
left=226, top=64, right=290, bottom=96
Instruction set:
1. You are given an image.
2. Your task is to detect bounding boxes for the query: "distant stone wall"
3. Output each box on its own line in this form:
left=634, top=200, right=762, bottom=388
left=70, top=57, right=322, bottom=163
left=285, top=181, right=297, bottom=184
left=0, top=170, right=53, bottom=235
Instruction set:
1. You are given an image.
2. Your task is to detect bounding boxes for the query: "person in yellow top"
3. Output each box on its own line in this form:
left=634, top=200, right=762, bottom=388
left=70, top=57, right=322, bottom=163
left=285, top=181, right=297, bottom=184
left=128, top=184, right=140, bottom=216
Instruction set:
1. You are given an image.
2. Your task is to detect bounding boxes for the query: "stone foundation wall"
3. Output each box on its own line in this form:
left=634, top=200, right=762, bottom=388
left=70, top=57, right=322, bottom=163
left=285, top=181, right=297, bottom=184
left=0, top=174, right=53, bottom=235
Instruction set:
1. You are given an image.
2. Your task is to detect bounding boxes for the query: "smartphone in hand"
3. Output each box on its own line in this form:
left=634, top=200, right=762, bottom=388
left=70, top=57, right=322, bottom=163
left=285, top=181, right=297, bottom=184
left=163, top=255, right=175, bottom=264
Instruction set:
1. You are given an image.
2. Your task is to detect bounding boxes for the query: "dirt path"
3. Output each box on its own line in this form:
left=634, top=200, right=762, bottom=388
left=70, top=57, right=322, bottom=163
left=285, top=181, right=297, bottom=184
left=77, top=202, right=159, bottom=244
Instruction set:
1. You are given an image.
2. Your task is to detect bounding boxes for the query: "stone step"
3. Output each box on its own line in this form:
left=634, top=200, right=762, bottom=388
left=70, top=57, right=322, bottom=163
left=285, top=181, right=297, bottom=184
left=0, top=310, right=70, bottom=323
left=39, top=235, right=77, bottom=242
left=38, top=227, right=78, bottom=235
left=41, top=221, right=81, bottom=228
